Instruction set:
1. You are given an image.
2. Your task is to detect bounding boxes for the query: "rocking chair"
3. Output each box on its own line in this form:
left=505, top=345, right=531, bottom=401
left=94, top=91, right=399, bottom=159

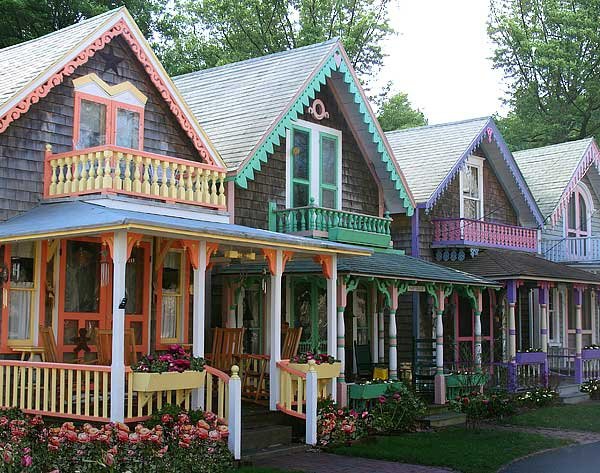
left=95, top=329, right=137, bottom=366
left=209, top=328, right=245, bottom=372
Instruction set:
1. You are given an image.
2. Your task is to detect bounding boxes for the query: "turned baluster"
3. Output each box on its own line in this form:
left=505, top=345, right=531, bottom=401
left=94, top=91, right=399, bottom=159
left=63, top=157, right=73, bottom=194
left=49, top=159, right=58, bottom=195
left=133, top=155, right=142, bottom=193
left=169, top=162, right=178, bottom=199
left=186, top=166, right=195, bottom=201
left=218, top=173, right=226, bottom=207
left=210, top=171, right=218, bottom=205
left=141, top=157, right=151, bottom=195
left=124, top=154, right=133, bottom=192
left=55, top=158, right=65, bottom=194
left=114, top=153, right=123, bottom=191
left=151, top=159, right=160, bottom=196
left=160, top=161, right=169, bottom=197
left=102, top=150, right=113, bottom=189
left=79, top=154, right=89, bottom=192
left=71, top=155, right=81, bottom=193
left=178, top=164, right=187, bottom=200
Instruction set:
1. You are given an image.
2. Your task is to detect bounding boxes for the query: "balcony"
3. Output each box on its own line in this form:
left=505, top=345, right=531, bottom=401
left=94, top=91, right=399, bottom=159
left=541, top=237, right=600, bottom=263
left=432, top=218, right=538, bottom=252
left=268, top=203, right=392, bottom=248
left=44, top=145, right=227, bottom=210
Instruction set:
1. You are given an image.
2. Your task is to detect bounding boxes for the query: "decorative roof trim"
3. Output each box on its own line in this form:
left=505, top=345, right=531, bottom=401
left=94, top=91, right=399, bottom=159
left=551, top=139, right=600, bottom=226
left=0, top=11, right=224, bottom=169
left=232, top=46, right=415, bottom=216
left=425, top=118, right=544, bottom=227
left=73, top=72, right=148, bottom=104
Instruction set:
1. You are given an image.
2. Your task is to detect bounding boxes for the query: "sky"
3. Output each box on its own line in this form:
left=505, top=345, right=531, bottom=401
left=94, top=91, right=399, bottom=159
left=376, top=1, right=506, bottom=125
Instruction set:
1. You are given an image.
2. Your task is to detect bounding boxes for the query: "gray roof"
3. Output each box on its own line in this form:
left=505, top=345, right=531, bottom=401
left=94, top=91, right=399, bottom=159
left=385, top=117, right=490, bottom=204
left=0, top=200, right=370, bottom=255
left=0, top=9, right=118, bottom=110
left=218, top=251, right=499, bottom=287
left=513, top=138, right=595, bottom=219
left=173, top=40, right=338, bottom=171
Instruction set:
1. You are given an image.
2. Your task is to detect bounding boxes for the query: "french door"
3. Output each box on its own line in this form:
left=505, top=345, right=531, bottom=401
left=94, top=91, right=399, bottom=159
left=290, top=278, right=327, bottom=354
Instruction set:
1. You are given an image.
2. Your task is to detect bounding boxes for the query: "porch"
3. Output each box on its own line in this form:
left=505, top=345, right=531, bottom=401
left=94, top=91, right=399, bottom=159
left=541, top=236, right=600, bottom=263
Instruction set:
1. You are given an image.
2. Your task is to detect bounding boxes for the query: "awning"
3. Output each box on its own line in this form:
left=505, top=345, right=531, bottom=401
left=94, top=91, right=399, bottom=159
left=0, top=200, right=371, bottom=256
left=440, top=248, right=600, bottom=285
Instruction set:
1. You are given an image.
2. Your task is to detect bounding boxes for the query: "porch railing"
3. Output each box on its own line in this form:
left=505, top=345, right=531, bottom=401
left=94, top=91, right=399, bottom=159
left=44, top=145, right=227, bottom=210
left=268, top=202, right=392, bottom=247
left=541, top=237, right=600, bottom=263
left=547, top=346, right=576, bottom=379
left=577, top=349, right=600, bottom=384
left=432, top=218, right=537, bottom=252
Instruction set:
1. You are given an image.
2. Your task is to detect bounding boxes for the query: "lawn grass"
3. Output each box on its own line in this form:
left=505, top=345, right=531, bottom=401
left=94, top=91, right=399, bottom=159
left=236, top=468, right=300, bottom=473
left=502, top=403, right=600, bottom=432
left=331, top=427, right=570, bottom=473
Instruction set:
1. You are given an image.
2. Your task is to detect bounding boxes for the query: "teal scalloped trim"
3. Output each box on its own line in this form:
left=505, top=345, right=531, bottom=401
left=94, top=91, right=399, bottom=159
left=233, top=50, right=414, bottom=216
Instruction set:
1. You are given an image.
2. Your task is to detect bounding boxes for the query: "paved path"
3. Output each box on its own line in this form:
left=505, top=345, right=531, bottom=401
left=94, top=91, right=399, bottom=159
left=255, top=451, right=454, bottom=473
left=501, top=441, right=600, bottom=473
left=484, top=423, right=600, bottom=444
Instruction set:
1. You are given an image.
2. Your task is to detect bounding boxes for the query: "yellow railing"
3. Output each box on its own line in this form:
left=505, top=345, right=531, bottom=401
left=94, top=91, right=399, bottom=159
left=0, top=361, right=111, bottom=422
left=44, top=145, right=227, bottom=210
left=276, top=361, right=306, bottom=419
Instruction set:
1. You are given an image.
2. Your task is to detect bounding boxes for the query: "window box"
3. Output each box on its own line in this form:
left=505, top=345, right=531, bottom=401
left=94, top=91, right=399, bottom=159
left=287, top=361, right=341, bottom=380
left=131, top=370, right=206, bottom=392
left=516, top=352, right=547, bottom=364
left=348, top=381, right=405, bottom=400
left=582, top=349, right=600, bottom=360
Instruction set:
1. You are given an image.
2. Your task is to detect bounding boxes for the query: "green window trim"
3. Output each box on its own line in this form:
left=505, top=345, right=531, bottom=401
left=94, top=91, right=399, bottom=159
left=290, top=125, right=312, bottom=208
left=319, top=131, right=339, bottom=209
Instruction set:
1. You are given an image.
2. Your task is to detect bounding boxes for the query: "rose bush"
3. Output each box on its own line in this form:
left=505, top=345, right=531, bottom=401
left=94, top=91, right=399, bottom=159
left=132, top=344, right=205, bottom=373
left=368, top=384, right=425, bottom=434
left=0, top=408, right=232, bottom=472
left=317, top=399, right=369, bottom=447
left=450, top=390, right=516, bottom=428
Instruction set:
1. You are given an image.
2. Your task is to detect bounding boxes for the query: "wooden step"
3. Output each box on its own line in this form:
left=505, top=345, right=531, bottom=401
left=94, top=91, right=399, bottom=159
left=561, top=392, right=589, bottom=405
left=242, top=424, right=293, bottom=453
left=423, top=411, right=466, bottom=428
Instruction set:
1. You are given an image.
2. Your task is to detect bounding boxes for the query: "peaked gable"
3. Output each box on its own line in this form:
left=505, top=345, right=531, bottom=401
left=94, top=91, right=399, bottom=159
left=0, top=8, right=224, bottom=168
left=174, top=41, right=415, bottom=215
left=386, top=117, right=543, bottom=226
left=514, top=138, right=599, bottom=225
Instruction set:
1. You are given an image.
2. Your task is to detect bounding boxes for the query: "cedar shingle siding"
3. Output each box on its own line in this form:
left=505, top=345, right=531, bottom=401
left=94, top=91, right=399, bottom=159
left=234, top=82, right=380, bottom=229
left=0, top=36, right=200, bottom=222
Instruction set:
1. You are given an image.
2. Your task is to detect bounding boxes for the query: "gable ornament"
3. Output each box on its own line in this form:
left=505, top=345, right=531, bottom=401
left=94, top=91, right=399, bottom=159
left=308, top=99, right=329, bottom=121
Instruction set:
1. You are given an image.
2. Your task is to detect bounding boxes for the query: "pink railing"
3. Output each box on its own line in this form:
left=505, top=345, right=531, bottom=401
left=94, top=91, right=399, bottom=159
left=433, top=218, right=537, bottom=252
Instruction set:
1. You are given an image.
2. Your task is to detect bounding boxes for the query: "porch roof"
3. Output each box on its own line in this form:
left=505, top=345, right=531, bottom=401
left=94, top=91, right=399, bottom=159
left=440, top=248, right=600, bottom=285
left=0, top=200, right=371, bottom=256
left=217, top=250, right=500, bottom=287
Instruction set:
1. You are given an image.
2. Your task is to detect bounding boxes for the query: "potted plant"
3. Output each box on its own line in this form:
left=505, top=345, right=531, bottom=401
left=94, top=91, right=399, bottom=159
left=131, top=344, right=206, bottom=392
left=349, top=378, right=403, bottom=400
left=288, top=351, right=341, bottom=379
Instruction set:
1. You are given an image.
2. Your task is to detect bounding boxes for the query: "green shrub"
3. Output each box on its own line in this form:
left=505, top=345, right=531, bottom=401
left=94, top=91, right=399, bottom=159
left=515, top=388, right=559, bottom=408
left=580, top=379, right=600, bottom=400
left=369, top=383, right=426, bottom=434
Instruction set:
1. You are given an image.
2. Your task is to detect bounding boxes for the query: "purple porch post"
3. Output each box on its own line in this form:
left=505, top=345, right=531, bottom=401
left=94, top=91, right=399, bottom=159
left=574, top=285, right=584, bottom=384
left=538, top=282, right=550, bottom=387
left=507, top=280, right=518, bottom=392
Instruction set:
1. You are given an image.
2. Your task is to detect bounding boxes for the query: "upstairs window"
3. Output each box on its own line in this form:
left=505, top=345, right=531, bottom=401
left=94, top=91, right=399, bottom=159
left=73, top=73, right=146, bottom=151
left=460, top=156, right=484, bottom=220
left=566, top=183, right=593, bottom=238
left=287, top=119, right=342, bottom=209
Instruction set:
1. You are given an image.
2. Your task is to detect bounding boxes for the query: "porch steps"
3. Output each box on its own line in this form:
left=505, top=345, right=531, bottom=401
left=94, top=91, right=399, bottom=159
left=242, top=405, right=298, bottom=454
left=422, top=411, right=466, bottom=428
left=558, top=383, right=589, bottom=404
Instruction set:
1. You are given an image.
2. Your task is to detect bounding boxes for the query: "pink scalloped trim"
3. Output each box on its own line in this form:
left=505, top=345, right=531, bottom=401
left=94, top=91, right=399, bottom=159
left=0, top=18, right=216, bottom=166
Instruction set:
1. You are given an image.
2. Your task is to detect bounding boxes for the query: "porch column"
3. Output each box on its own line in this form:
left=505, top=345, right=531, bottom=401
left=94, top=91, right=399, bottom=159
left=191, top=241, right=207, bottom=409
left=378, top=299, right=385, bottom=364
left=474, top=289, right=483, bottom=373
left=507, top=280, right=518, bottom=392
left=574, top=285, right=584, bottom=383
left=336, top=277, right=346, bottom=383
left=110, top=231, right=127, bottom=422
left=371, top=283, right=379, bottom=363
left=434, top=287, right=446, bottom=404
left=388, top=284, right=399, bottom=380
left=227, top=284, right=237, bottom=328
left=324, top=255, right=337, bottom=402
left=539, top=282, right=550, bottom=353
left=268, top=250, right=284, bottom=411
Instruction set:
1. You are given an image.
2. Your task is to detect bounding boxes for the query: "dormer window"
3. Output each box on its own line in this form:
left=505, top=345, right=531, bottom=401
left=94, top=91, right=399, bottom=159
left=460, top=156, right=484, bottom=220
left=286, top=119, right=342, bottom=209
left=566, top=183, right=593, bottom=238
left=73, top=73, right=146, bottom=150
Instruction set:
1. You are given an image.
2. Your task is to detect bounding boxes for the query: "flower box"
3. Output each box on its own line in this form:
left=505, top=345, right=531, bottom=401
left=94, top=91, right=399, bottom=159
left=582, top=349, right=600, bottom=360
left=132, top=370, right=206, bottom=392
left=287, top=362, right=341, bottom=379
left=516, top=351, right=547, bottom=364
left=445, top=373, right=489, bottom=388
left=348, top=381, right=404, bottom=400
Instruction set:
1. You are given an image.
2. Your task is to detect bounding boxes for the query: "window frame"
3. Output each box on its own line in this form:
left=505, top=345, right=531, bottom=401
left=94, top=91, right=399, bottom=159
left=564, top=182, right=593, bottom=238
left=156, top=249, right=188, bottom=347
left=289, top=124, right=312, bottom=208
left=286, top=119, right=342, bottom=210
left=459, top=155, right=485, bottom=221
left=319, top=131, right=339, bottom=209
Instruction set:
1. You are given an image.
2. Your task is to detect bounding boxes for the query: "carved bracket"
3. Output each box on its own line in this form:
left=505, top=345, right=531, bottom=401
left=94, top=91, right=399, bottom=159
left=262, top=249, right=294, bottom=275
left=313, top=254, right=334, bottom=280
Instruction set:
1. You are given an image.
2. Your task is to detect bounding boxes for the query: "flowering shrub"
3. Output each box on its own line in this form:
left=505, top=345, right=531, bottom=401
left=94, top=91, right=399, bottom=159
left=132, top=344, right=205, bottom=373
left=290, top=351, right=338, bottom=365
left=317, top=399, right=369, bottom=447
left=354, top=378, right=396, bottom=386
left=581, top=379, right=600, bottom=400
left=515, top=388, right=559, bottom=408
left=368, top=384, right=425, bottom=434
left=518, top=348, right=544, bottom=353
left=0, top=409, right=232, bottom=472
left=584, top=344, right=600, bottom=350
left=450, top=391, right=516, bottom=428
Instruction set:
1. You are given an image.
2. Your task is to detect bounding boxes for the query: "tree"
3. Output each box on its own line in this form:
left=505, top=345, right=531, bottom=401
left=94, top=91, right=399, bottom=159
left=489, top=0, right=600, bottom=150
left=0, top=0, right=165, bottom=48
left=377, top=90, right=427, bottom=132
left=156, top=0, right=393, bottom=78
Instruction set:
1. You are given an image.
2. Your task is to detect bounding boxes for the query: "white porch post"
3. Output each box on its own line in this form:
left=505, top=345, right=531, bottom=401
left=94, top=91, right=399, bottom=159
left=507, top=281, right=517, bottom=362
left=434, top=286, right=446, bottom=405
left=110, top=230, right=127, bottom=422
left=575, top=285, right=584, bottom=384
left=539, top=283, right=549, bottom=353
left=474, top=289, right=483, bottom=372
left=388, top=284, right=399, bottom=380
left=371, top=283, right=379, bottom=363
left=192, top=241, right=207, bottom=410
left=269, top=250, right=283, bottom=411
left=378, top=302, right=385, bottom=363
left=326, top=256, right=338, bottom=402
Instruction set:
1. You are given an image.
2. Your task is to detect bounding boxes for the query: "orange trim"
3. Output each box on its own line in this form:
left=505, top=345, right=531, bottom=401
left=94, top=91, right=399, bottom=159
left=1, top=245, right=10, bottom=353
left=206, top=242, right=219, bottom=270
left=262, top=249, right=293, bottom=275
left=313, top=254, right=333, bottom=280
left=0, top=18, right=219, bottom=166
left=73, top=91, right=112, bottom=149
left=38, top=241, right=48, bottom=330
left=181, top=240, right=200, bottom=270
left=154, top=238, right=173, bottom=270
left=126, top=233, right=144, bottom=259
left=100, top=233, right=114, bottom=259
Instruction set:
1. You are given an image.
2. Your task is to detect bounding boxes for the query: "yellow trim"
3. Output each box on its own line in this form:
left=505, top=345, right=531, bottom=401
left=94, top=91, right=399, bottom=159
left=73, top=73, right=148, bottom=104
left=160, top=249, right=183, bottom=344
left=6, top=241, right=37, bottom=345
left=0, top=224, right=371, bottom=256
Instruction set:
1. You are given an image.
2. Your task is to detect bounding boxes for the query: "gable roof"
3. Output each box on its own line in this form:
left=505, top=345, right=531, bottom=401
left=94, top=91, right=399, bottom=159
left=174, top=40, right=415, bottom=215
left=513, top=138, right=599, bottom=225
left=385, top=117, right=544, bottom=226
left=0, top=8, right=225, bottom=169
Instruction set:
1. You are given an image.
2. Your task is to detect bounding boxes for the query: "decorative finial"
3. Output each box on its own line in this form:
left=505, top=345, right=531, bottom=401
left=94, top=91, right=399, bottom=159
left=45, top=143, right=52, bottom=152
left=308, top=359, right=316, bottom=372
left=231, top=365, right=240, bottom=379
left=309, top=197, right=316, bottom=206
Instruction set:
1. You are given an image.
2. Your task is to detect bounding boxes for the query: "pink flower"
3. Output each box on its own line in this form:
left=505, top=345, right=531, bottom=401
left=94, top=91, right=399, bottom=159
left=21, top=455, right=32, bottom=467
left=104, top=452, right=114, bottom=467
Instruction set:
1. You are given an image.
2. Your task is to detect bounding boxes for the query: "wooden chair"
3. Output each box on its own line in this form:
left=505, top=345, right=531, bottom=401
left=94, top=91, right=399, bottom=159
left=209, top=328, right=245, bottom=372
left=282, top=327, right=302, bottom=359
left=95, top=329, right=137, bottom=366
left=354, top=341, right=374, bottom=380
left=39, top=326, right=59, bottom=362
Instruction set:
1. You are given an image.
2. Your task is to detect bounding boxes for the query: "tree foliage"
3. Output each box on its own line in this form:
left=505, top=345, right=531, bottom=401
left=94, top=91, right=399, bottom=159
left=489, top=0, right=600, bottom=150
left=377, top=90, right=427, bottom=132
left=156, top=0, right=394, bottom=78
left=0, top=0, right=164, bottom=47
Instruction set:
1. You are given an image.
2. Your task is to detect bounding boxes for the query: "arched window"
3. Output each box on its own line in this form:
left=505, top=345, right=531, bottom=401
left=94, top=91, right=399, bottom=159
left=565, top=183, right=593, bottom=238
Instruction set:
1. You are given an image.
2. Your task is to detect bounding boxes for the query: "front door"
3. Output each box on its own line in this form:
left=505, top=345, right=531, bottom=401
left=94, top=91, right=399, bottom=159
left=452, top=291, right=494, bottom=368
left=290, top=278, right=327, bottom=354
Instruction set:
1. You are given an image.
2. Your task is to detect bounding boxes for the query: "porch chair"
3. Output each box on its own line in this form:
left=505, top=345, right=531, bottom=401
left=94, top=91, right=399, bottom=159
left=209, top=328, right=245, bottom=372
left=95, top=329, right=137, bottom=366
left=241, top=327, right=302, bottom=402
left=354, top=341, right=374, bottom=380
left=39, top=327, right=60, bottom=363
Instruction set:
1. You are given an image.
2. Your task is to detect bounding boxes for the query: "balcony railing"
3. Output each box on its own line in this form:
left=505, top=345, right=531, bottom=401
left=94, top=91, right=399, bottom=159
left=44, top=145, right=227, bottom=210
left=541, top=237, right=600, bottom=263
left=433, top=218, right=537, bottom=252
left=268, top=202, right=392, bottom=248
